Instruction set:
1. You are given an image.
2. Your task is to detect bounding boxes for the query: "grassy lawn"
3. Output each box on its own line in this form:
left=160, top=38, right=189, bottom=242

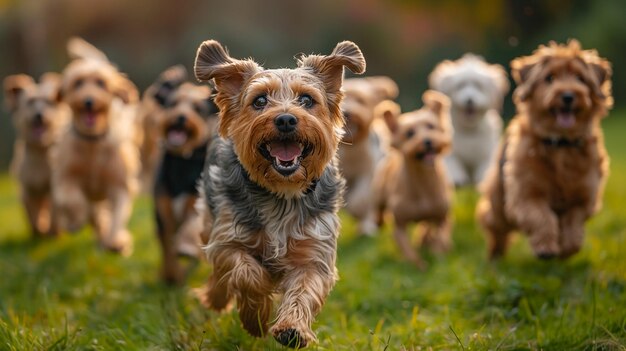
left=1, top=113, right=626, bottom=350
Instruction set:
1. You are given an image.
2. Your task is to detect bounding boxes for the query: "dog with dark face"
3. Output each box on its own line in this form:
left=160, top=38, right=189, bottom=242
left=52, top=37, right=140, bottom=255
left=370, top=91, right=453, bottom=269
left=338, top=76, right=398, bottom=235
left=477, top=40, right=612, bottom=259
left=153, top=81, right=218, bottom=284
left=138, top=65, right=188, bottom=191
left=193, top=39, right=365, bottom=348
left=4, top=73, right=70, bottom=237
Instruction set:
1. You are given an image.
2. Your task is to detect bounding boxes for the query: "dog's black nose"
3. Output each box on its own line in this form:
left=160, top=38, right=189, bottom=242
left=424, top=139, right=433, bottom=149
left=274, top=114, right=298, bottom=133
left=176, top=115, right=187, bottom=125
left=84, top=98, right=94, bottom=111
left=561, top=92, right=575, bottom=105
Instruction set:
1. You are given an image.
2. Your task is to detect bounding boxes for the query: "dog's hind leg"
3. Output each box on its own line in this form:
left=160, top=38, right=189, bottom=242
left=477, top=197, right=513, bottom=260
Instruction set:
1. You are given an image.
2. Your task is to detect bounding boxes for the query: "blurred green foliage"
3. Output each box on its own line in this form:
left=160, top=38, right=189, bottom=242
left=1, top=0, right=625, bottom=169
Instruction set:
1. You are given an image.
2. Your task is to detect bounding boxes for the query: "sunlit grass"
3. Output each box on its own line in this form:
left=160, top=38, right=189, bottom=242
left=1, top=114, right=626, bottom=350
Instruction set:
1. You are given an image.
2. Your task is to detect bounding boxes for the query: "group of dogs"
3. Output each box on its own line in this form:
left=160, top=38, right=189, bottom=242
left=4, top=37, right=612, bottom=347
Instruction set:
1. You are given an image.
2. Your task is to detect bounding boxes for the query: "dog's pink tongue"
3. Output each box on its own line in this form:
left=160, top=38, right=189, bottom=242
left=269, top=141, right=302, bottom=161
left=167, top=130, right=188, bottom=146
left=556, top=112, right=576, bottom=129
left=84, top=112, right=97, bottom=127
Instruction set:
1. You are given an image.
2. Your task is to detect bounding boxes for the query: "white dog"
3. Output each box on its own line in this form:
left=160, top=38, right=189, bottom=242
left=429, top=54, right=509, bottom=186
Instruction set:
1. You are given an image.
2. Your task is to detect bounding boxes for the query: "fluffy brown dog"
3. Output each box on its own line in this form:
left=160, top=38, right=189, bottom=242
left=338, top=76, right=398, bottom=235
left=371, top=91, right=453, bottom=269
left=153, top=82, right=218, bottom=284
left=52, top=37, right=140, bottom=255
left=477, top=40, right=612, bottom=259
left=194, top=39, right=365, bottom=348
left=4, top=73, right=70, bottom=237
left=138, top=65, right=188, bottom=191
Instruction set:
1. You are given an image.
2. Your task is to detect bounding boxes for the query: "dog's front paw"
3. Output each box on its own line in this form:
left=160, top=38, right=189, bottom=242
left=271, top=325, right=316, bottom=349
left=529, top=234, right=560, bottom=260
left=102, top=230, right=133, bottom=256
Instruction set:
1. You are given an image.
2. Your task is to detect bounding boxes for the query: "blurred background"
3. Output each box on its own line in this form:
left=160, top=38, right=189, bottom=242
left=1, top=0, right=624, bottom=170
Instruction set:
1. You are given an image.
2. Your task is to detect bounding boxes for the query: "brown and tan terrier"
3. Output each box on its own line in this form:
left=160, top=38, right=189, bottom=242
left=4, top=73, right=70, bottom=237
left=153, top=81, right=218, bottom=284
left=477, top=40, right=612, bottom=260
left=51, top=37, right=141, bottom=255
left=338, top=76, right=398, bottom=235
left=193, top=39, right=365, bottom=348
left=138, top=65, right=188, bottom=191
left=370, top=91, right=454, bottom=269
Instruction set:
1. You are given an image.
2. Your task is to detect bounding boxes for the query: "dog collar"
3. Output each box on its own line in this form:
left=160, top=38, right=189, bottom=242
left=72, top=125, right=109, bottom=142
left=541, top=136, right=585, bottom=148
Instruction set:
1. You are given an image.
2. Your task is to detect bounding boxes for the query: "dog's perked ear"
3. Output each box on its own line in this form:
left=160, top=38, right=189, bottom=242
left=194, top=40, right=261, bottom=98
left=422, top=90, right=450, bottom=119
left=298, top=41, right=366, bottom=113
left=3, top=74, right=35, bottom=112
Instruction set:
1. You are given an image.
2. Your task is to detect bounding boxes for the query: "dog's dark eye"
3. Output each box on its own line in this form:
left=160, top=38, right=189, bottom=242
left=96, top=78, right=106, bottom=89
left=298, top=94, right=314, bottom=108
left=406, top=129, right=415, bottom=138
left=545, top=74, right=554, bottom=83
left=73, top=79, right=84, bottom=89
left=576, top=75, right=585, bottom=83
left=252, top=95, right=268, bottom=110
left=426, top=123, right=435, bottom=130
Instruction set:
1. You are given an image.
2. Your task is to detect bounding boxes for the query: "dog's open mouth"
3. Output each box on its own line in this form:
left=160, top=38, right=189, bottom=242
left=165, top=125, right=192, bottom=147
left=551, top=107, right=578, bottom=129
left=30, top=120, right=47, bottom=139
left=79, top=110, right=103, bottom=128
left=416, top=149, right=438, bottom=164
left=259, top=138, right=312, bottom=176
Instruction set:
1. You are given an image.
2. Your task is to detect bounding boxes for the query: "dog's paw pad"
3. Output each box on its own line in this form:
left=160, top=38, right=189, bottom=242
left=274, top=328, right=306, bottom=348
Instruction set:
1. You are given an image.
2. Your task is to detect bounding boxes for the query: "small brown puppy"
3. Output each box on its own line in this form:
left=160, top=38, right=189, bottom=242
left=194, top=39, right=365, bottom=348
left=338, top=76, right=398, bottom=235
left=52, top=37, right=140, bottom=255
left=371, top=91, right=453, bottom=269
left=477, top=40, right=612, bottom=259
left=4, top=73, right=70, bottom=237
left=153, top=82, right=218, bottom=284
left=138, top=65, right=188, bottom=191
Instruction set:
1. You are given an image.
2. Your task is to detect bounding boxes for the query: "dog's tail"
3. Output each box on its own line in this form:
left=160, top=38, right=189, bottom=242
left=67, top=37, right=109, bottom=62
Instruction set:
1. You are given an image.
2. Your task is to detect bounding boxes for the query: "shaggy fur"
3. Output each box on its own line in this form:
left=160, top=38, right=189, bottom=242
left=370, top=91, right=454, bottom=269
left=429, top=54, right=509, bottom=186
left=153, top=81, right=218, bottom=284
left=52, top=37, right=141, bottom=255
left=4, top=73, right=70, bottom=237
left=476, top=40, right=612, bottom=259
left=138, top=65, right=188, bottom=191
left=194, top=39, right=365, bottom=348
left=338, top=76, right=398, bottom=235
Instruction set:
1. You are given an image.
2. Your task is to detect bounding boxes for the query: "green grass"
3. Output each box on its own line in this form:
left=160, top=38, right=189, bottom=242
left=2, top=115, right=626, bottom=350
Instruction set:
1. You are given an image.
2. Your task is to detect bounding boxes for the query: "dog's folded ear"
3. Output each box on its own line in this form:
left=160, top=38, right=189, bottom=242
left=114, top=75, right=139, bottom=104
left=194, top=40, right=261, bottom=97
left=365, top=76, right=399, bottom=101
left=581, top=48, right=613, bottom=109
left=298, top=41, right=366, bottom=94
left=510, top=55, right=543, bottom=102
left=153, top=65, right=188, bottom=107
left=3, top=74, right=35, bottom=112
left=39, top=73, right=63, bottom=104
left=375, top=100, right=401, bottom=134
